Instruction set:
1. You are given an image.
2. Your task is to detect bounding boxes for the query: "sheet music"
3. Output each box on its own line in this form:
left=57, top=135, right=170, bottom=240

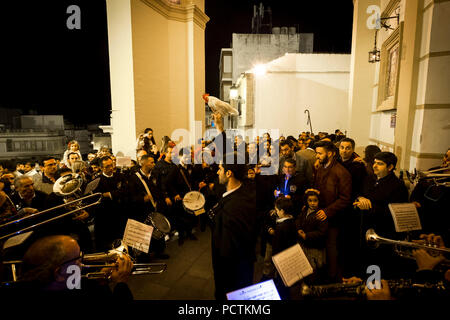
left=84, top=177, right=100, bottom=195
left=226, top=279, right=281, bottom=300
left=3, top=231, right=33, bottom=249
left=388, top=203, right=422, bottom=232
left=272, top=243, right=313, bottom=287
left=122, top=219, right=153, bottom=253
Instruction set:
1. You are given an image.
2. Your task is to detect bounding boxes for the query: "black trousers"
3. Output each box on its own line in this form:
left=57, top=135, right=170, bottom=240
left=212, top=254, right=254, bottom=301
left=168, top=201, right=197, bottom=238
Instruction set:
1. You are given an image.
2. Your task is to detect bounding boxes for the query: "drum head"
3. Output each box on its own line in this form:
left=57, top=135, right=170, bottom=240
left=183, top=191, right=206, bottom=211
left=149, top=212, right=171, bottom=234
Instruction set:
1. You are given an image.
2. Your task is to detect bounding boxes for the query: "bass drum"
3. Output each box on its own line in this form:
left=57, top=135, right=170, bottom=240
left=182, top=191, right=206, bottom=215
left=144, top=212, right=171, bottom=240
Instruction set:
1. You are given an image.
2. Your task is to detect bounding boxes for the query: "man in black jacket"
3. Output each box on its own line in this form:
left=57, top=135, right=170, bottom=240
left=93, top=156, right=128, bottom=251
left=209, top=113, right=258, bottom=300
left=354, top=152, right=410, bottom=278
left=210, top=161, right=258, bottom=300
left=274, top=158, right=309, bottom=214
left=11, top=176, right=48, bottom=212
left=127, top=155, right=169, bottom=258
left=338, top=138, right=368, bottom=277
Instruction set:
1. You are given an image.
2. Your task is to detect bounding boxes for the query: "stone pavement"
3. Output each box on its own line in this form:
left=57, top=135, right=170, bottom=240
left=127, top=227, right=265, bottom=300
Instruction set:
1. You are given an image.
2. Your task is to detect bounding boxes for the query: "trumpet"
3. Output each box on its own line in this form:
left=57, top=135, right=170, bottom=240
left=366, top=229, right=450, bottom=268
left=81, top=242, right=167, bottom=280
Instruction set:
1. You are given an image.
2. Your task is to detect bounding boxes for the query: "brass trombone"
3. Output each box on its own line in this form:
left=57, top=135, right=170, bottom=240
left=2, top=243, right=167, bottom=284
left=0, top=192, right=102, bottom=241
left=0, top=173, right=102, bottom=241
left=81, top=242, right=167, bottom=280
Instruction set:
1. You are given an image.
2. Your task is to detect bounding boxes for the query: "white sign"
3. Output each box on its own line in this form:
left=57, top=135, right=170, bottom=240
left=123, top=219, right=153, bottom=253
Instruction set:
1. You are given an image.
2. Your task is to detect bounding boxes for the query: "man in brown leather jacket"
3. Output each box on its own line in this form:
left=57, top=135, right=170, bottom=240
left=313, top=140, right=352, bottom=282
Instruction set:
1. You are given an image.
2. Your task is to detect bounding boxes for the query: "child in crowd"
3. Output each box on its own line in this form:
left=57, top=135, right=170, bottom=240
left=270, top=197, right=298, bottom=299
left=62, top=140, right=82, bottom=167
left=295, top=190, right=328, bottom=275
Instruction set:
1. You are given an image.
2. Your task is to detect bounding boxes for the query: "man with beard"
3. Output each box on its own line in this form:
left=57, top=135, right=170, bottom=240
left=313, top=140, right=352, bottom=282
left=209, top=113, right=258, bottom=301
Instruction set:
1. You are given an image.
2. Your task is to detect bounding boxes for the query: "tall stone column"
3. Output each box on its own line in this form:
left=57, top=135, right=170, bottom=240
left=348, top=0, right=380, bottom=152
left=105, top=0, right=208, bottom=158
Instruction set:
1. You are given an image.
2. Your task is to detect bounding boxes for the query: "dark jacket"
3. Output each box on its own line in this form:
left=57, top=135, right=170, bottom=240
left=272, top=218, right=298, bottom=255
left=211, top=182, right=258, bottom=261
left=314, top=158, right=352, bottom=224
left=341, top=154, right=368, bottom=202
left=153, top=160, right=180, bottom=199
left=275, top=173, right=309, bottom=212
left=210, top=182, right=258, bottom=300
left=127, top=170, right=165, bottom=222
left=295, top=207, right=328, bottom=248
left=362, top=172, right=409, bottom=239
left=11, top=190, right=48, bottom=212
left=279, top=152, right=313, bottom=185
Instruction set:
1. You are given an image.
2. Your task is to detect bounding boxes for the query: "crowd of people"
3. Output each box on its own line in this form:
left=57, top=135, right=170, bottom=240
left=0, top=113, right=448, bottom=300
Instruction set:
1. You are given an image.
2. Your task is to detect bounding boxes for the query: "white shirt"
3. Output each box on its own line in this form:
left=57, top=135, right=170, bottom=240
left=140, top=169, right=151, bottom=180
left=222, top=184, right=242, bottom=198
left=276, top=216, right=293, bottom=224
left=102, top=172, right=113, bottom=178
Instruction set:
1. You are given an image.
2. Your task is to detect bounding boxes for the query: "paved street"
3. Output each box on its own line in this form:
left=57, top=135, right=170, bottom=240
left=127, top=227, right=265, bottom=300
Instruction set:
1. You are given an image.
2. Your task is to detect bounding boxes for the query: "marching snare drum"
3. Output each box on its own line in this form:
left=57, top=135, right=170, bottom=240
left=182, top=191, right=206, bottom=215
left=144, top=212, right=171, bottom=240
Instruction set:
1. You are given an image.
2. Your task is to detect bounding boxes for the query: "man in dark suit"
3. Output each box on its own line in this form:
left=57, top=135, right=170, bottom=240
left=354, top=152, right=411, bottom=278
left=210, top=161, right=258, bottom=301
left=127, top=154, right=169, bottom=259
left=209, top=113, right=258, bottom=300
left=93, top=156, right=128, bottom=251
left=279, top=140, right=313, bottom=186
left=274, top=158, right=310, bottom=214
left=11, top=176, right=48, bottom=212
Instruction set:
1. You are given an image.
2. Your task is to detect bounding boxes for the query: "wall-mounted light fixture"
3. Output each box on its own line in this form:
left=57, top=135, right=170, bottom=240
left=229, top=85, right=238, bottom=99
left=368, top=11, right=400, bottom=63
left=369, top=30, right=380, bottom=63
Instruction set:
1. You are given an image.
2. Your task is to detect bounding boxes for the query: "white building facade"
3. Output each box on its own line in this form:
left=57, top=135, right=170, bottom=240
left=233, top=53, right=351, bottom=138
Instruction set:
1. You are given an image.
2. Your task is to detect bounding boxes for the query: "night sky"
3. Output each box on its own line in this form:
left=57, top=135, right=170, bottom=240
left=0, top=0, right=353, bottom=126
